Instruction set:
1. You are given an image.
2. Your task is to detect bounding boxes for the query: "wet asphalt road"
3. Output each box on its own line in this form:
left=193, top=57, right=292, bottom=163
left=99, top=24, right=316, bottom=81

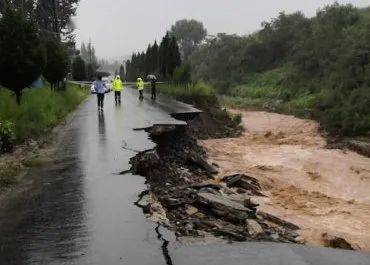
left=0, top=88, right=370, bottom=265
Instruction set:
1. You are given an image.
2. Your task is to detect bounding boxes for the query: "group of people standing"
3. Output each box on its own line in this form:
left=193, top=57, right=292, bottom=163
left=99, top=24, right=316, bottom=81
left=93, top=75, right=157, bottom=111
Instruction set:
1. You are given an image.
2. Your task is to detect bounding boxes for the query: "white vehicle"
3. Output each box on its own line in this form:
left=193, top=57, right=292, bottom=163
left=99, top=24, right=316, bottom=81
left=90, top=83, right=96, bottom=94
left=102, top=76, right=113, bottom=91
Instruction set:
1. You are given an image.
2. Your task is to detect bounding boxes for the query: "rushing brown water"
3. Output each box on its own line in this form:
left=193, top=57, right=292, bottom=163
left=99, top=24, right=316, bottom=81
left=200, top=111, right=370, bottom=251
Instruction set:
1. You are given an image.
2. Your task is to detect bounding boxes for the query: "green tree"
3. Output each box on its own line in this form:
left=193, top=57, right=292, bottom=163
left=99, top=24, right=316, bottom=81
left=159, top=33, right=170, bottom=78
left=145, top=44, right=153, bottom=75
left=0, top=9, right=46, bottom=103
left=167, top=36, right=181, bottom=76
left=119, top=64, right=125, bottom=80
left=170, top=19, right=207, bottom=60
left=0, top=0, right=80, bottom=40
left=43, top=36, right=70, bottom=89
left=151, top=41, right=159, bottom=74
left=71, top=56, right=86, bottom=81
left=35, top=0, right=79, bottom=39
left=172, top=64, right=191, bottom=84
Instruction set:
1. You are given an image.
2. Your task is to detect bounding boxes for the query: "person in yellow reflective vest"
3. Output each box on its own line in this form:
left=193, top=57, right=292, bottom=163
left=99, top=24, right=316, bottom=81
left=112, top=75, right=123, bottom=104
left=136, top=77, right=144, bottom=100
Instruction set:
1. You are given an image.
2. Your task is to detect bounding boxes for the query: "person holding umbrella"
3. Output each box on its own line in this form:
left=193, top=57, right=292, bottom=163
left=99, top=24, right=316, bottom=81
left=147, top=74, right=157, bottom=100
left=93, top=75, right=107, bottom=111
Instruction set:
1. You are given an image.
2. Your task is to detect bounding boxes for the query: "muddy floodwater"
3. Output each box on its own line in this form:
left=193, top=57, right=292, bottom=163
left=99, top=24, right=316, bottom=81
left=201, top=110, right=370, bottom=251
left=1, top=91, right=370, bottom=265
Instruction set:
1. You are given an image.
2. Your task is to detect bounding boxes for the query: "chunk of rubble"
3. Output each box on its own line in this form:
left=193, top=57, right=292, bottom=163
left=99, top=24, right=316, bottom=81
left=188, top=152, right=219, bottom=176
left=189, top=180, right=222, bottom=190
left=323, top=233, right=354, bottom=250
left=214, top=225, right=246, bottom=241
left=185, top=205, right=199, bottom=216
left=200, top=220, right=247, bottom=241
left=257, top=211, right=299, bottom=230
left=224, top=174, right=264, bottom=196
left=197, top=192, right=253, bottom=221
left=246, top=219, right=264, bottom=237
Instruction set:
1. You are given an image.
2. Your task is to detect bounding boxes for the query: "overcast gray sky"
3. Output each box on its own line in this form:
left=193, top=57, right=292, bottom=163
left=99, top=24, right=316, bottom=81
left=75, top=0, right=369, bottom=60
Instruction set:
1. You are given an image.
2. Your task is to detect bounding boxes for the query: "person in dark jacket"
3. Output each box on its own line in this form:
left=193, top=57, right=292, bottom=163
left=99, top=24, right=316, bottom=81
left=150, top=78, right=157, bottom=100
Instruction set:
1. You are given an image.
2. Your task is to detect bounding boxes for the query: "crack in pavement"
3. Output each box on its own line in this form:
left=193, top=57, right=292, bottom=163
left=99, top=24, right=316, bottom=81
left=133, top=190, right=174, bottom=265
left=155, top=223, right=174, bottom=265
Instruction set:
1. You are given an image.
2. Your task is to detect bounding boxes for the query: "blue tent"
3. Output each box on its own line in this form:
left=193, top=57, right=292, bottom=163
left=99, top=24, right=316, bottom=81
left=31, top=76, right=44, bottom=88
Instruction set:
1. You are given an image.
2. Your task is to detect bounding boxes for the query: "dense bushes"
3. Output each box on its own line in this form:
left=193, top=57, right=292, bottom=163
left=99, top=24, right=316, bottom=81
left=158, top=82, right=217, bottom=107
left=0, top=121, right=15, bottom=153
left=188, top=4, right=370, bottom=136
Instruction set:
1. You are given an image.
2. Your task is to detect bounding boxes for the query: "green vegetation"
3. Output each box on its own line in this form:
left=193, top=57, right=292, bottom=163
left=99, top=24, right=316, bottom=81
left=0, top=162, right=20, bottom=188
left=43, top=37, right=70, bottom=89
left=158, top=82, right=243, bottom=138
left=158, top=82, right=217, bottom=107
left=187, top=4, right=370, bottom=136
left=0, top=9, right=46, bottom=103
left=80, top=41, right=99, bottom=81
left=72, top=56, right=87, bottom=81
left=0, top=120, right=16, bottom=153
left=170, top=19, right=207, bottom=60
left=0, top=84, right=88, bottom=142
left=125, top=33, right=181, bottom=81
left=0, top=3, right=80, bottom=101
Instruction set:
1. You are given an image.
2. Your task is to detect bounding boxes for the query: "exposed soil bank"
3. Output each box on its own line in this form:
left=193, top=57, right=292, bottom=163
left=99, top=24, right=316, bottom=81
left=200, top=110, right=370, bottom=251
left=130, top=123, right=301, bottom=244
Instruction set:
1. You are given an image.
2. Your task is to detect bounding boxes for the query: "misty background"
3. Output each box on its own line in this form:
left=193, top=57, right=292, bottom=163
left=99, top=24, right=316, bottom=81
left=75, top=0, right=369, bottom=61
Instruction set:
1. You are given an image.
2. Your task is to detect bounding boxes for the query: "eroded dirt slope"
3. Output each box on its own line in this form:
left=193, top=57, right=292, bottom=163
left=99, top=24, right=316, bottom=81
left=200, top=111, right=370, bottom=250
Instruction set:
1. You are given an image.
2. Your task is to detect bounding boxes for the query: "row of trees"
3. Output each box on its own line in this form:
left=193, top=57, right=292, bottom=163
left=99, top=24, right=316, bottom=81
left=71, top=41, right=100, bottom=81
left=0, top=0, right=78, bottom=42
left=125, top=33, right=181, bottom=81
left=188, top=4, right=370, bottom=135
left=125, top=19, right=207, bottom=82
left=0, top=1, right=79, bottom=103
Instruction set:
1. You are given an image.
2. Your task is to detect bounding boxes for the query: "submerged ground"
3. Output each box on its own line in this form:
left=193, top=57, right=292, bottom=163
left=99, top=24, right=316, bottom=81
left=201, top=110, right=370, bottom=250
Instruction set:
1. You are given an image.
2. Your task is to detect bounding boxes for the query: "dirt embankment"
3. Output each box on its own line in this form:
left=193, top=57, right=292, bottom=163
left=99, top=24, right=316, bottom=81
left=130, top=123, right=302, bottom=245
left=200, top=110, right=370, bottom=251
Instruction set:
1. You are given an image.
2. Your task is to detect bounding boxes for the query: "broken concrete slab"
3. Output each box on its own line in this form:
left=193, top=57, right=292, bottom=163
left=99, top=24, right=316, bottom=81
left=257, top=211, right=299, bottom=230
left=189, top=180, right=223, bottom=190
left=214, top=225, right=247, bottom=241
left=197, top=192, right=253, bottom=221
left=224, top=174, right=264, bottom=196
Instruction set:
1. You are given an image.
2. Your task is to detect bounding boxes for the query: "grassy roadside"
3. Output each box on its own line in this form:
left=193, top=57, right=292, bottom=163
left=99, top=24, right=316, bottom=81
left=157, top=82, right=243, bottom=139
left=0, top=83, right=89, bottom=189
left=157, top=82, right=218, bottom=108
left=0, top=84, right=88, bottom=141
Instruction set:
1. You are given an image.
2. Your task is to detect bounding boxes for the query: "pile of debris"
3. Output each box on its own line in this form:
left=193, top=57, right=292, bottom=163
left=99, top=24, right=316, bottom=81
left=129, top=125, right=300, bottom=243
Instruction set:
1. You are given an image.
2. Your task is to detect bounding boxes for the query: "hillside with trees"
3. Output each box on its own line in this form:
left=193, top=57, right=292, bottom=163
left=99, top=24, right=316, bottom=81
left=186, top=4, right=370, bottom=136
